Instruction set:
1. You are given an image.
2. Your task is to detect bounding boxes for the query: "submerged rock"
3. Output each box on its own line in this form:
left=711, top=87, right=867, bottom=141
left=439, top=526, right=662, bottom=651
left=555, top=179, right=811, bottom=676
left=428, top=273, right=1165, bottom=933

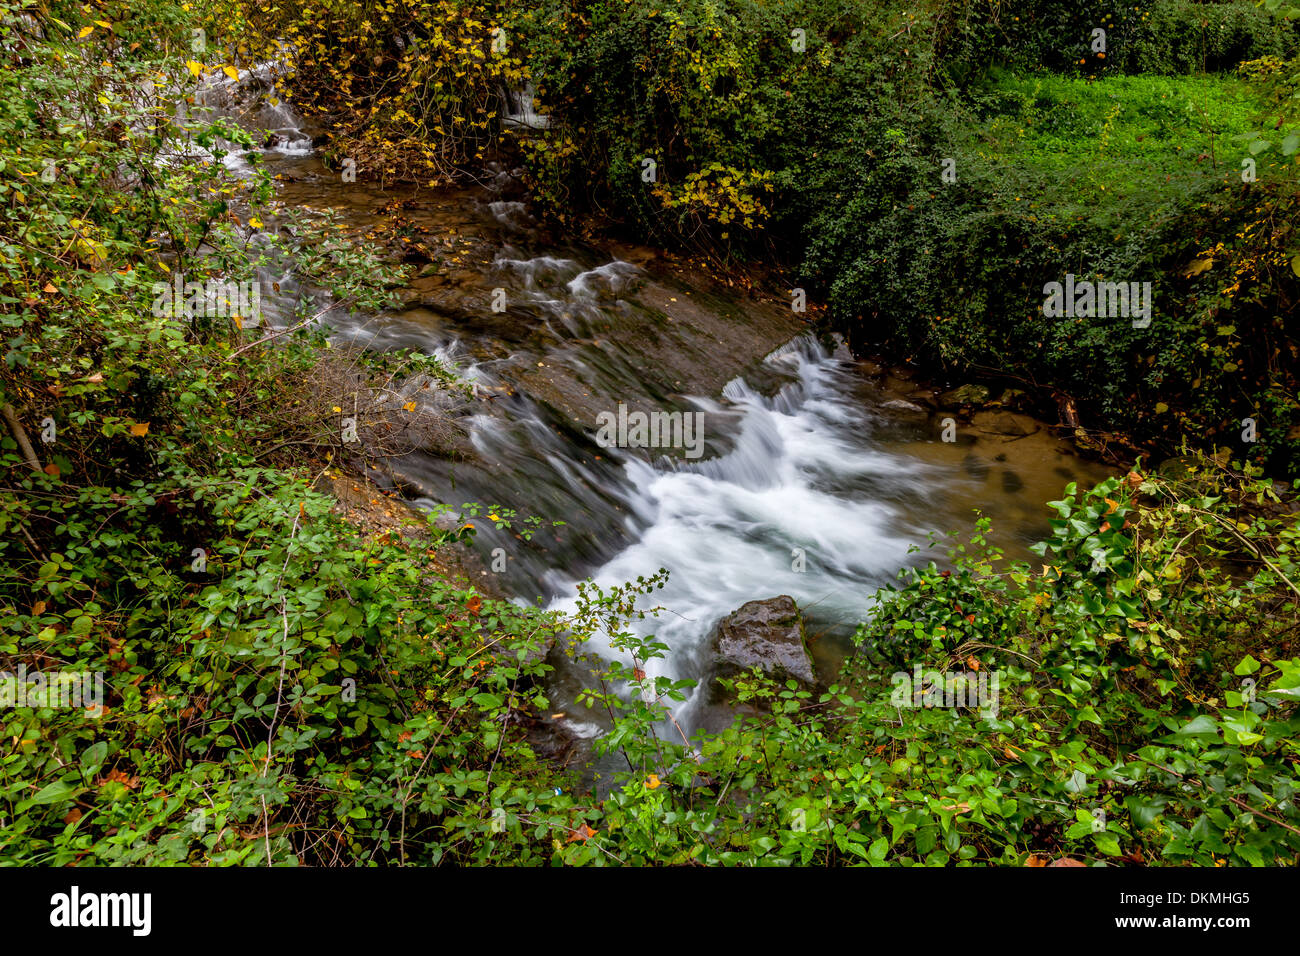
left=710, top=596, right=815, bottom=697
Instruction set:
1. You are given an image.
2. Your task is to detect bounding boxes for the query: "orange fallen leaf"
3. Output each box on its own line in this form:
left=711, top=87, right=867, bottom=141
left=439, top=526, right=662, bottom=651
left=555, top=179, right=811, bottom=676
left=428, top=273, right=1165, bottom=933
left=1048, top=857, right=1087, bottom=867
left=99, top=769, right=140, bottom=790
left=62, top=808, right=83, bottom=824
left=43, top=463, right=60, bottom=477
left=466, top=594, right=482, bottom=616
left=1024, top=854, right=1049, bottom=867
left=32, top=601, right=46, bottom=615
left=567, top=823, right=597, bottom=843
left=129, top=422, right=149, bottom=436
left=646, top=774, right=661, bottom=790
left=43, top=282, right=57, bottom=294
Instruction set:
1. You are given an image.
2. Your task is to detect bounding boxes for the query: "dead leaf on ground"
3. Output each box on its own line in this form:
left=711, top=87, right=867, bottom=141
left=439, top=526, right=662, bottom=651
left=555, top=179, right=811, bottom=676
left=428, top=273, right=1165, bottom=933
left=99, top=769, right=140, bottom=790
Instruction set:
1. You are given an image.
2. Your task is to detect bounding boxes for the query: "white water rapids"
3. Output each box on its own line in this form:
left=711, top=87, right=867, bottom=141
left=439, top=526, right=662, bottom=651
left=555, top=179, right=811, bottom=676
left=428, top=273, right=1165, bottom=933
left=538, top=336, right=928, bottom=732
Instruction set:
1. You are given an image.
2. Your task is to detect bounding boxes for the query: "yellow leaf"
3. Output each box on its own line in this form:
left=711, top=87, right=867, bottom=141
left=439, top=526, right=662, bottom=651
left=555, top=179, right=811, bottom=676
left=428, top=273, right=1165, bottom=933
left=94, top=20, right=111, bottom=28
left=78, top=25, right=94, bottom=38
left=186, top=61, right=203, bottom=78
left=129, top=422, right=150, bottom=436
left=222, top=65, right=240, bottom=82
left=646, top=774, right=661, bottom=790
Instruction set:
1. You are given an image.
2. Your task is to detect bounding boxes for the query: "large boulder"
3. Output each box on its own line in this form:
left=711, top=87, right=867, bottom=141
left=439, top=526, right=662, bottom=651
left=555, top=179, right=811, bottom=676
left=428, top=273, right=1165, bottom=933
left=710, top=596, right=815, bottom=693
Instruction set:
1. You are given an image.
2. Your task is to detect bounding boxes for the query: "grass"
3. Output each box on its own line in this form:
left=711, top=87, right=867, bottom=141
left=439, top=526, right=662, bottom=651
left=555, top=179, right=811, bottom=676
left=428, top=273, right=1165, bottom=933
left=956, top=70, right=1275, bottom=233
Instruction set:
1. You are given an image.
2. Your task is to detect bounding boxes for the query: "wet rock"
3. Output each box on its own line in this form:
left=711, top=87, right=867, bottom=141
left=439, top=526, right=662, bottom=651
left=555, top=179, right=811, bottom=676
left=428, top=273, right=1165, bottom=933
left=993, top=388, right=1028, bottom=409
left=710, top=596, right=815, bottom=699
left=880, top=398, right=930, bottom=423
left=939, top=384, right=991, bottom=408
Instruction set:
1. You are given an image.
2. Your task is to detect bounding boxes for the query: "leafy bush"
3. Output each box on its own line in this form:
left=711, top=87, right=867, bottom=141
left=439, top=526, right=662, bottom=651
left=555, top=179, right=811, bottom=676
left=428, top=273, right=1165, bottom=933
left=546, top=459, right=1300, bottom=866
left=936, top=0, right=1300, bottom=81
left=800, top=70, right=1300, bottom=476
left=0, top=0, right=576, bottom=866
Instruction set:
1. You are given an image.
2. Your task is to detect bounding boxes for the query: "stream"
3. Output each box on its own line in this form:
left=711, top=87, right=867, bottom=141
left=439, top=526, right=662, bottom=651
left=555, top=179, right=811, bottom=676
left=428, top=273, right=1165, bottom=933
left=200, top=74, right=1114, bottom=748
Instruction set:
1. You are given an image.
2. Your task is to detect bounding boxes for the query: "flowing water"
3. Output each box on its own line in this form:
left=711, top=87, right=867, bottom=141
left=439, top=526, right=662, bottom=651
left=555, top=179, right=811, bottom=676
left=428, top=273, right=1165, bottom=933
left=208, top=75, right=1115, bottom=745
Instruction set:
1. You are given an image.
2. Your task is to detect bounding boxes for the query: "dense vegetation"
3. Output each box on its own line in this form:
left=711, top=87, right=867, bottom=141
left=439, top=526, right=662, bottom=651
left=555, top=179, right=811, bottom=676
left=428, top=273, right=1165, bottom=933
left=1, top=0, right=1296, bottom=866
left=225, top=0, right=1300, bottom=475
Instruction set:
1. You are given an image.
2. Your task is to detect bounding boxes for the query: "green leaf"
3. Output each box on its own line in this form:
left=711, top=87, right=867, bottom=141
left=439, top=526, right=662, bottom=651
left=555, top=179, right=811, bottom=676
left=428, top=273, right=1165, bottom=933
left=80, top=741, right=108, bottom=774
left=1170, top=715, right=1219, bottom=739
left=1095, top=834, right=1122, bottom=856
left=1233, top=655, right=1260, bottom=676
left=30, top=779, right=79, bottom=805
